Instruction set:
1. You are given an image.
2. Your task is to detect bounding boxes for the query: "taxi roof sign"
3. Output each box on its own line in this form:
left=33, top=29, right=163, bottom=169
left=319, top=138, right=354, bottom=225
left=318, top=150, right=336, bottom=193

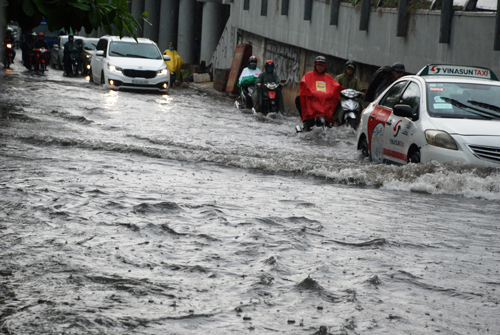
left=417, top=64, right=499, bottom=81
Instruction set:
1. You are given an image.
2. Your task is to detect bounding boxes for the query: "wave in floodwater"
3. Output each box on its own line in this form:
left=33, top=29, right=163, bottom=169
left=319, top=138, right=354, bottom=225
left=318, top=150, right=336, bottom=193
left=4, top=127, right=500, bottom=201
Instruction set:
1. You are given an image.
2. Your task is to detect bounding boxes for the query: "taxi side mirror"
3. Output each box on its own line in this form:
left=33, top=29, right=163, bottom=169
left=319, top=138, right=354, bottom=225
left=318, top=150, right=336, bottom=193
left=163, top=55, right=171, bottom=61
left=393, top=104, right=414, bottom=119
left=95, top=50, right=105, bottom=57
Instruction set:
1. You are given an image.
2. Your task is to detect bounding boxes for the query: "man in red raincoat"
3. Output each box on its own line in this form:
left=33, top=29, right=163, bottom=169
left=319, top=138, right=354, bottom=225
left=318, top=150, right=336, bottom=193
left=296, top=56, right=343, bottom=131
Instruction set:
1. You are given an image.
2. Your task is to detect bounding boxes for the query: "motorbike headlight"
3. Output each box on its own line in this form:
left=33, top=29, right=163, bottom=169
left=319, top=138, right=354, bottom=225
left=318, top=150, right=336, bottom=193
left=425, top=130, right=458, bottom=150
left=157, top=68, right=168, bottom=76
left=86, top=55, right=91, bottom=59
left=6, top=43, right=12, bottom=49
left=108, top=64, right=122, bottom=73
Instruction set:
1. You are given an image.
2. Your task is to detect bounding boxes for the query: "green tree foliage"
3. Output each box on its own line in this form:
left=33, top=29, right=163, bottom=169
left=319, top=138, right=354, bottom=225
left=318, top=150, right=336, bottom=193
left=4, top=0, right=148, bottom=38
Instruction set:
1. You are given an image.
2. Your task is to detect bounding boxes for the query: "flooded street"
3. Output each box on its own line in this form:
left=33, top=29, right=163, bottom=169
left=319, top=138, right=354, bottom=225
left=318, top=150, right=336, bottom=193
left=1, top=59, right=500, bottom=335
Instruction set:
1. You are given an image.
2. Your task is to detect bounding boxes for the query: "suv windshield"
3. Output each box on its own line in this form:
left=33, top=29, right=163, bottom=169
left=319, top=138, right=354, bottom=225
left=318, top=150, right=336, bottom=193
left=108, top=42, right=161, bottom=59
left=84, top=40, right=98, bottom=50
left=427, top=82, right=500, bottom=120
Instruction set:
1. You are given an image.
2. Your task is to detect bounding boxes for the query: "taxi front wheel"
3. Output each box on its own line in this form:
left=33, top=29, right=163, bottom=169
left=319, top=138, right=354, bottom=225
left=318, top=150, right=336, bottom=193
left=407, top=149, right=421, bottom=164
left=358, top=137, right=369, bottom=160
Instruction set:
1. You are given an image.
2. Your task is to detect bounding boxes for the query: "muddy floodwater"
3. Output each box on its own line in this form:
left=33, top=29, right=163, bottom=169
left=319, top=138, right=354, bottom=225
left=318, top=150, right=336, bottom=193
left=1, top=58, right=500, bottom=335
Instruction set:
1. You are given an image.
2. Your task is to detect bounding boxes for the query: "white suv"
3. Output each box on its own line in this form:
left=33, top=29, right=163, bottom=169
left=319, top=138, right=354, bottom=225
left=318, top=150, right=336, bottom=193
left=90, top=36, right=170, bottom=93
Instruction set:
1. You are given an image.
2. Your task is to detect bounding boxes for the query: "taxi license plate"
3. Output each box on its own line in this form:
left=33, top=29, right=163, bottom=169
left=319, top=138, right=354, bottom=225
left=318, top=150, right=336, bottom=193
left=132, top=79, right=148, bottom=85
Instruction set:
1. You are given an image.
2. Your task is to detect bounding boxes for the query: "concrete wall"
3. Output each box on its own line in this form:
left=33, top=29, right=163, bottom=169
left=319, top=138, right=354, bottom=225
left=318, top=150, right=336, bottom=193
left=227, top=0, right=500, bottom=75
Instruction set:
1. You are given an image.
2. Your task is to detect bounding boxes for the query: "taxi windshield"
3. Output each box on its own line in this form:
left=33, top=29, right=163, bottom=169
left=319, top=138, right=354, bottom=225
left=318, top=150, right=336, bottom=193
left=427, top=82, right=500, bottom=120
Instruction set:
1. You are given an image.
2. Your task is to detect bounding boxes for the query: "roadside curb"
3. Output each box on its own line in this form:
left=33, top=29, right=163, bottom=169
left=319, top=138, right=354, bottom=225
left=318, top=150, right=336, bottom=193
left=188, top=81, right=237, bottom=104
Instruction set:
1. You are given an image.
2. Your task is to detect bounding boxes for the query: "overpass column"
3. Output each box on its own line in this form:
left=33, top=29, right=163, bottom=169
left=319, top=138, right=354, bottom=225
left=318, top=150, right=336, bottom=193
left=177, top=0, right=197, bottom=64
left=131, top=0, right=145, bottom=37
left=158, top=0, right=179, bottom=52
left=200, top=1, right=223, bottom=65
left=143, top=0, right=161, bottom=43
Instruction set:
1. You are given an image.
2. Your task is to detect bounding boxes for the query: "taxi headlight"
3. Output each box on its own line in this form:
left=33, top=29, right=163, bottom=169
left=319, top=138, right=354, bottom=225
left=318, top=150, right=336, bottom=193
left=158, top=68, right=168, bottom=76
left=425, top=130, right=458, bottom=150
left=108, top=64, right=122, bottom=73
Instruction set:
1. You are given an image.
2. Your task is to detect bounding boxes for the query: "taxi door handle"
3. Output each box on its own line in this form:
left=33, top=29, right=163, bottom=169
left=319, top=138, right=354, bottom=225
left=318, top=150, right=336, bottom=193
left=369, top=115, right=375, bottom=120
left=386, top=120, right=392, bottom=126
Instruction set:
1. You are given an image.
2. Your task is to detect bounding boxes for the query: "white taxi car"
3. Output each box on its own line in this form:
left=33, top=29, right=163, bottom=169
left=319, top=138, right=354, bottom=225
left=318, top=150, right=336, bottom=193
left=90, top=36, right=170, bottom=93
left=357, top=64, right=500, bottom=168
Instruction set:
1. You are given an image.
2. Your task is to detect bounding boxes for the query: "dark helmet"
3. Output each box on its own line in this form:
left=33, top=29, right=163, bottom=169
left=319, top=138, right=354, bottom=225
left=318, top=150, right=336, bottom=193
left=392, top=62, right=405, bottom=72
left=264, top=60, right=275, bottom=70
left=68, top=34, right=74, bottom=39
left=314, top=56, right=327, bottom=65
left=249, top=55, right=257, bottom=63
left=345, top=60, right=356, bottom=71
left=37, top=32, right=44, bottom=37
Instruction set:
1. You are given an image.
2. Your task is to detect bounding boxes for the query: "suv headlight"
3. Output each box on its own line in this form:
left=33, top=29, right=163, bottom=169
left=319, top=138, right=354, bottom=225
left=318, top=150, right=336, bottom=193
left=425, top=130, right=458, bottom=150
left=157, top=68, right=169, bottom=76
left=108, top=64, right=122, bottom=73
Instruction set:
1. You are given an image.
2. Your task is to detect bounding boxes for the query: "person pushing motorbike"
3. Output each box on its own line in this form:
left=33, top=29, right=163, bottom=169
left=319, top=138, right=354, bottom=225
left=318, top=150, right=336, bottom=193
left=252, top=60, right=284, bottom=114
left=364, top=62, right=405, bottom=102
left=163, top=42, right=184, bottom=85
left=296, top=56, right=343, bottom=131
left=335, top=61, right=365, bottom=96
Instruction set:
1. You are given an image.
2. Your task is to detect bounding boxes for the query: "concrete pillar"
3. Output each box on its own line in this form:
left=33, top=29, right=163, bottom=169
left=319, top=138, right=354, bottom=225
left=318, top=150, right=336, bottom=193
left=200, top=2, right=224, bottom=65
left=158, top=0, right=179, bottom=52
left=177, top=0, right=197, bottom=64
left=143, top=0, right=161, bottom=43
left=131, top=0, right=145, bottom=37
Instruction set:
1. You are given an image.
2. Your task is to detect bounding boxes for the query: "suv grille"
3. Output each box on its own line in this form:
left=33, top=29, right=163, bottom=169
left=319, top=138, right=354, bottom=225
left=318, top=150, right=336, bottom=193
left=123, top=69, right=156, bottom=79
left=467, top=144, right=500, bottom=164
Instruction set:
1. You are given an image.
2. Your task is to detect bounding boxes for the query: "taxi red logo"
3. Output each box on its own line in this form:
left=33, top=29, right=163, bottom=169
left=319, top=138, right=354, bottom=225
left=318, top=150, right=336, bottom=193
left=429, top=87, right=445, bottom=92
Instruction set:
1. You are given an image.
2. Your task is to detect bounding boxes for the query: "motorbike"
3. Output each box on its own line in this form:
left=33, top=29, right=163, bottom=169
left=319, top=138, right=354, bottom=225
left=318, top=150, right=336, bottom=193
left=3, top=42, right=14, bottom=68
left=32, top=48, right=50, bottom=74
left=337, top=89, right=364, bottom=129
left=235, top=84, right=256, bottom=109
left=66, top=54, right=80, bottom=76
left=254, top=81, right=284, bottom=116
left=295, top=95, right=334, bottom=134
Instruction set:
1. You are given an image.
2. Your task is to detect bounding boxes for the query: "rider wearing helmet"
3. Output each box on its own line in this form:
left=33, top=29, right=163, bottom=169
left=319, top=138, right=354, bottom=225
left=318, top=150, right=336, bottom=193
left=63, top=34, right=82, bottom=75
left=253, top=60, right=284, bottom=114
left=4, top=28, right=16, bottom=64
left=236, top=56, right=262, bottom=108
left=237, top=56, right=261, bottom=90
left=365, top=61, right=406, bottom=102
left=335, top=61, right=365, bottom=94
left=296, top=55, right=343, bottom=131
left=33, top=32, right=50, bottom=50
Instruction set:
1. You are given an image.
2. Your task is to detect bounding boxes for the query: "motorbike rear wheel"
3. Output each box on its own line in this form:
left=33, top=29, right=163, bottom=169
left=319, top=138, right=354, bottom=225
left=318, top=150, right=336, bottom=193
left=346, top=118, right=358, bottom=130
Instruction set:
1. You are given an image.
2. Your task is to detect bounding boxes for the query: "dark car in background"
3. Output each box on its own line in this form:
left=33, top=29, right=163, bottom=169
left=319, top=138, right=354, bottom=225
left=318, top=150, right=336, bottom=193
left=81, top=38, right=99, bottom=76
